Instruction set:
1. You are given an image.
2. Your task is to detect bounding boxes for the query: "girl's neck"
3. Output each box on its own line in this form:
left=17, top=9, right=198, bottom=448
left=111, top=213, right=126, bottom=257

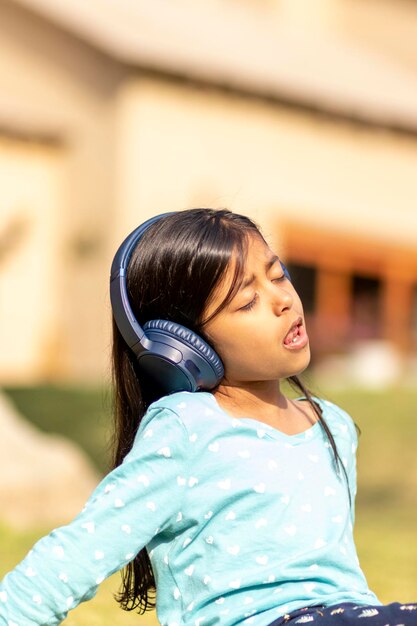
left=212, top=381, right=288, bottom=420
left=211, top=381, right=317, bottom=434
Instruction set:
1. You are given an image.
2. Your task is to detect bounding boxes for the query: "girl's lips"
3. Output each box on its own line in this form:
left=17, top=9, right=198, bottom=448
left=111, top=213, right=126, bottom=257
left=283, top=320, right=309, bottom=350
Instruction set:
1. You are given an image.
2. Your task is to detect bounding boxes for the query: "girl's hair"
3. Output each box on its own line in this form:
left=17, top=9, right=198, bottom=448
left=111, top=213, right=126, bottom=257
left=111, top=208, right=348, bottom=613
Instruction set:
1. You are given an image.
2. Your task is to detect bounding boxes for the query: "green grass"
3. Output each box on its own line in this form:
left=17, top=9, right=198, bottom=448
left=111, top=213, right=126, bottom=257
left=2, top=385, right=112, bottom=473
left=0, top=522, right=159, bottom=626
left=1, top=383, right=416, bottom=624
left=318, top=386, right=417, bottom=602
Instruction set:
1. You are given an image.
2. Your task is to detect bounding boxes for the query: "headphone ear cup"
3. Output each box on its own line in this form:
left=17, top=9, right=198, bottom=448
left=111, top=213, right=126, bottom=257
left=141, top=319, right=224, bottom=392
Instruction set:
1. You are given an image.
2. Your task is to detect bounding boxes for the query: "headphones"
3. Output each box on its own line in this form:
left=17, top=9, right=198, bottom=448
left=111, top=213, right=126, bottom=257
left=110, top=212, right=292, bottom=394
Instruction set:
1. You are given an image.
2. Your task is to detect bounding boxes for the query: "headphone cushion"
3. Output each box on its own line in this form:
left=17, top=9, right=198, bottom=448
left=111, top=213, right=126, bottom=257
left=143, top=319, right=224, bottom=380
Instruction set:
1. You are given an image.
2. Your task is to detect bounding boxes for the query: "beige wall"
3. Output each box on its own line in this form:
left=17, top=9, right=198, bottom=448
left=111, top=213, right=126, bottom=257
left=0, top=0, right=125, bottom=383
left=115, top=77, right=417, bottom=254
left=0, top=138, right=65, bottom=382
left=338, top=0, right=417, bottom=73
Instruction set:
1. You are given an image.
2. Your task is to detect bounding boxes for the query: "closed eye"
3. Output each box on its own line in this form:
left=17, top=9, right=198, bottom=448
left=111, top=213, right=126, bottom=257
left=239, top=274, right=287, bottom=312
left=239, top=293, right=259, bottom=312
left=273, top=273, right=286, bottom=283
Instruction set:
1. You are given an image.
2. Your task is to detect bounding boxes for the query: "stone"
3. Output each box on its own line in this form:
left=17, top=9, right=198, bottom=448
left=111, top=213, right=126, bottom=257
left=0, top=391, right=100, bottom=528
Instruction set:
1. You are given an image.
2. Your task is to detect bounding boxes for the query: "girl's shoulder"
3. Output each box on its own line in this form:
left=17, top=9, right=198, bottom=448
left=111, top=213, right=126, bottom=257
left=148, top=390, right=213, bottom=414
left=310, top=396, right=358, bottom=442
left=130, top=391, right=210, bottom=455
left=141, top=390, right=215, bottom=433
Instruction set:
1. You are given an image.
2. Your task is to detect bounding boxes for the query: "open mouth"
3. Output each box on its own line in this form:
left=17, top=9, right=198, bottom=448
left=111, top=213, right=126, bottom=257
left=283, top=318, right=308, bottom=349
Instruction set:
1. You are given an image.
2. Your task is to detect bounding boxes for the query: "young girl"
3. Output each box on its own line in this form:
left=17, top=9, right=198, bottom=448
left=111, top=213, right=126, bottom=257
left=0, top=208, right=415, bottom=626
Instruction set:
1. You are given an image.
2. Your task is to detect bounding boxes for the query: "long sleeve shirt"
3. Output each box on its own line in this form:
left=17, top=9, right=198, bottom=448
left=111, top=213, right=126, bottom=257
left=0, top=391, right=380, bottom=626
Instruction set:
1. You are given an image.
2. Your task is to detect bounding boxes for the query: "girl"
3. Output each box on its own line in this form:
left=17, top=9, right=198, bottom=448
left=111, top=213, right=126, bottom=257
left=0, top=208, right=415, bottom=626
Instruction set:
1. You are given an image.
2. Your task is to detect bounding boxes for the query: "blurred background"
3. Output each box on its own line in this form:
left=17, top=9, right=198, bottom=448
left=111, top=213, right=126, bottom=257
left=0, top=0, right=416, bottom=622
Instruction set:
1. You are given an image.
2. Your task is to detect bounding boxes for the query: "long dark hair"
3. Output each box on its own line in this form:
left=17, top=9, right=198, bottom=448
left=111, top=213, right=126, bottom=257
left=110, top=208, right=348, bottom=613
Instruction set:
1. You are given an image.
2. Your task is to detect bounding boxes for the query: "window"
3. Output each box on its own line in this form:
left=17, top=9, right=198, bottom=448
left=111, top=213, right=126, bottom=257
left=351, top=274, right=381, bottom=341
left=286, top=262, right=317, bottom=314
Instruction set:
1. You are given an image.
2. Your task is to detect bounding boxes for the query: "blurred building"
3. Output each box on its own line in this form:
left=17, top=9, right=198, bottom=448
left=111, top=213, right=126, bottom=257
left=1, top=0, right=417, bottom=384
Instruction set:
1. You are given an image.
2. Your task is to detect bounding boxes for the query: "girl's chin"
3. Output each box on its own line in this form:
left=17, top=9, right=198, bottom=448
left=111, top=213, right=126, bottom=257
left=279, top=348, right=312, bottom=378
left=225, top=347, right=312, bottom=382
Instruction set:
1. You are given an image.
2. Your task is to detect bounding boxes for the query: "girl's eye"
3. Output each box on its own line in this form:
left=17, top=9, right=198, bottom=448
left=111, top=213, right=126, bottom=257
left=273, top=274, right=286, bottom=283
left=240, top=293, right=258, bottom=312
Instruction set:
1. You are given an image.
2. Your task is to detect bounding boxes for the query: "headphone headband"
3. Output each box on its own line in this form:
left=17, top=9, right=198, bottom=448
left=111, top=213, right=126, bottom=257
left=110, top=212, right=174, bottom=353
left=110, top=212, right=225, bottom=393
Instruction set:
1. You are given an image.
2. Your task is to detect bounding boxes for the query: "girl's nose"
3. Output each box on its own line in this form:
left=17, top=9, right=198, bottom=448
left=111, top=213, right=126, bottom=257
left=271, top=284, right=293, bottom=314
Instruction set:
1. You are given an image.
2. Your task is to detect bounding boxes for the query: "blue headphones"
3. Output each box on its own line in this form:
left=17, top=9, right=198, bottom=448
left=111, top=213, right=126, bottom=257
left=110, top=212, right=291, bottom=394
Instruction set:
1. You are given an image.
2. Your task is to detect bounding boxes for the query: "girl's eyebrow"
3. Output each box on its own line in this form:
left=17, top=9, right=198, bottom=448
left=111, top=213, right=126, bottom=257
left=240, top=255, right=280, bottom=290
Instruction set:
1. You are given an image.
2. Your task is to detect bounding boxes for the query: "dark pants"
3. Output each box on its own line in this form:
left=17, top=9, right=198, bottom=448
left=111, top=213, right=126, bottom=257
left=269, top=602, right=417, bottom=625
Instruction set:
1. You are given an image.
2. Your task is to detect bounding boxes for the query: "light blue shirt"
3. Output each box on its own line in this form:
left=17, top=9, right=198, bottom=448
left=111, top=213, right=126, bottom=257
left=0, top=391, right=380, bottom=626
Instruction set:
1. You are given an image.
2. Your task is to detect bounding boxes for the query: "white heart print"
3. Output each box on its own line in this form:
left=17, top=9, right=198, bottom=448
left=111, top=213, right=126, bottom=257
left=229, top=579, right=241, bottom=589
left=53, top=546, right=65, bottom=559
left=158, top=447, right=171, bottom=458
left=255, top=518, right=267, bottom=529
left=256, top=555, right=268, bottom=565
left=81, top=522, right=95, bottom=534
left=137, top=474, right=150, bottom=487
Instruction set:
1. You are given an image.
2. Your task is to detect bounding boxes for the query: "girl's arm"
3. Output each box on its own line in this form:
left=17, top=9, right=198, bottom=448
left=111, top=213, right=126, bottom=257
left=0, top=406, right=188, bottom=626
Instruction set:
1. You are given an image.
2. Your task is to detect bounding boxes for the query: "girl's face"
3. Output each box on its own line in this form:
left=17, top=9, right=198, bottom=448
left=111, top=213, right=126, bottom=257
left=202, top=234, right=311, bottom=385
